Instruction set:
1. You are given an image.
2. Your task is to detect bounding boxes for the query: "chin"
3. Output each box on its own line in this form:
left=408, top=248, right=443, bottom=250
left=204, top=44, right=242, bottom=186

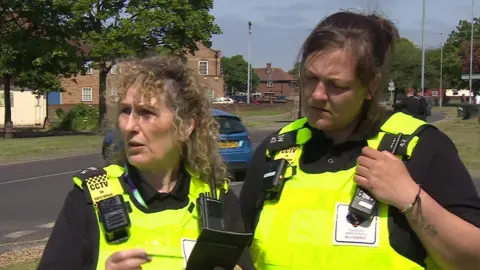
left=307, top=115, right=333, bottom=131
left=127, top=154, right=152, bottom=168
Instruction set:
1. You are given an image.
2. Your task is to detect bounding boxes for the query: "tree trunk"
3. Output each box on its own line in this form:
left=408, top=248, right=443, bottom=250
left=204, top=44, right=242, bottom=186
left=98, top=62, right=108, bottom=129
left=3, top=74, right=13, bottom=139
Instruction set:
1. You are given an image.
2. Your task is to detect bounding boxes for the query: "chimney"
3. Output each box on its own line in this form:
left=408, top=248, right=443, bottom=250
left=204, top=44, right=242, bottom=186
left=266, top=62, right=272, bottom=73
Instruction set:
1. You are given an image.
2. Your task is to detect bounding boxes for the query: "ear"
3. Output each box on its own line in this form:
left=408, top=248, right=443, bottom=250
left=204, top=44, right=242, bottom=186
left=366, top=73, right=381, bottom=100
left=181, top=119, right=195, bottom=141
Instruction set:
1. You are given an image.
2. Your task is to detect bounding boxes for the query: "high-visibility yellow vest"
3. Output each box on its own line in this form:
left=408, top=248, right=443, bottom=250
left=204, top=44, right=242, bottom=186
left=73, top=165, right=225, bottom=270
left=251, top=112, right=440, bottom=270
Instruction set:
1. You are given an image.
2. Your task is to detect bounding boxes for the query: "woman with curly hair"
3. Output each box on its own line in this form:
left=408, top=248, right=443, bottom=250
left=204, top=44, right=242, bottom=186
left=38, top=55, right=253, bottom=270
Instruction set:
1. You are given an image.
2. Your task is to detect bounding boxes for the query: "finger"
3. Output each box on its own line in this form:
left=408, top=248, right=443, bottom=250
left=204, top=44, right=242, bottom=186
left=361, top=147, right=383, bottom=159
left=354, top=174, right=369, bottom=188
left=382, top=150, right=400, bottom=160
left=357, top=155, right=375, bottom=168
left=110, top=249, right=148, bottom=263
left=355, top=164, right=369, bottom=178
left=118, top=257, right=150, bottom=270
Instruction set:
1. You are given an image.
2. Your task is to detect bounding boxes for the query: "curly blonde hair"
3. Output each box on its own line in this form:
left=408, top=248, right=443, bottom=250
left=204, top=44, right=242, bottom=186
left=109, top=55, right=229, bottom=187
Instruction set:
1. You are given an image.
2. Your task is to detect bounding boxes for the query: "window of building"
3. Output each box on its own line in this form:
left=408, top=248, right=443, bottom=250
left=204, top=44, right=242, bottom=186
left=84, top=61, right=93, bottom=74
left=267, top=81, right=273, bottom=87
left=82, top=87, right=93, bottom=102
left=199, top=61, right=208, bottom=75
left=110, top=64, right=118, bottom=74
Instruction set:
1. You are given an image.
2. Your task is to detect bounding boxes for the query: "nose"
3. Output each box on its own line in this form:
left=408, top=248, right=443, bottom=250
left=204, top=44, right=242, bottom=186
left=123, top=113, right=140, bottom=133
left=311, top=80, right=328, bottom=101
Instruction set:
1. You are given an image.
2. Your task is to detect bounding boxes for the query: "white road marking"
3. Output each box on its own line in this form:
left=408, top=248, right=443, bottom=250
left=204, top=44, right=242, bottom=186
left=0, top=237, right=49, bottom=247
left=4, top=230, right=36, bottom=239
left=0, top=170, right=78, bottom=186
left=0, top=152, right=98, bottom=167
left=36, top=222, right=55, bottom=229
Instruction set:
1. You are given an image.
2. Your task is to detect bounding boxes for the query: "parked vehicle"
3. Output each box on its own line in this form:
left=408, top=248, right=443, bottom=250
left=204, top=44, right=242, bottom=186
left=102, top=109, right=253, bottom=181
left=211, top=97, right=234, bottom=104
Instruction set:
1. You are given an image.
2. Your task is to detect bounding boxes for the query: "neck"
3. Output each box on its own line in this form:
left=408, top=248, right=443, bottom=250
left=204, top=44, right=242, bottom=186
left=323, top=119, right=359, bottom=145
left=138, top=162, right=181, bottom=193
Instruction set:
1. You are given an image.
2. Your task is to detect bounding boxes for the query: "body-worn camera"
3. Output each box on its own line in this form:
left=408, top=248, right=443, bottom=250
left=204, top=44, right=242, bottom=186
left=263, top=158, right=288, bottom=201
left=97, top=195, right=131, bottom=244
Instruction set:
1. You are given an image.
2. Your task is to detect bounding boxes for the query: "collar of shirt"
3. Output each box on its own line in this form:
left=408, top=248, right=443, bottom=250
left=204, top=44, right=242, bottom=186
left=124, top=163, right=189, bottom=204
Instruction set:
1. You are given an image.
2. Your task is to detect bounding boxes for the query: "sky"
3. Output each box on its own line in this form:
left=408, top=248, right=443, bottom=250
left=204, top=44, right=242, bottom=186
left=211, top=0, right=479, bottom=71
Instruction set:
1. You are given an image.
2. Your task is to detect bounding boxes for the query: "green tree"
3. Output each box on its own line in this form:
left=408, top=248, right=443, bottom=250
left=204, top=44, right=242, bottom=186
left=221, top=55, right=259, bottom=93
left=68, top=0, right=221, bottom=126
left=0, top=0, right=85, bottom=138
left=442, top=18, right=480, bottom=90
left=390, top=38, right=422, bottom=92
left=288, top=62, right=301, bottom=79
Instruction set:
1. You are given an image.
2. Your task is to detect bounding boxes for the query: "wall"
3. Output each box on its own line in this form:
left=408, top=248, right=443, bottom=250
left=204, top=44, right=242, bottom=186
left=256, top=81, right=297, bottom=100
left=0, top=90, right=46, bottom=126
left=186, top=43, right=225, bottom=97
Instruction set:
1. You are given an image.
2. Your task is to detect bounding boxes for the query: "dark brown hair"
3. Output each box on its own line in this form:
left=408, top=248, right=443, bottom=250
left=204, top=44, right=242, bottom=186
left=298, top=11, right=400, bottom=137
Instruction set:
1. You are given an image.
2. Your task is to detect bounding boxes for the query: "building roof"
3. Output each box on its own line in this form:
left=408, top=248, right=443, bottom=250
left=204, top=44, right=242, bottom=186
left=253, top=65, right=296, bottom=82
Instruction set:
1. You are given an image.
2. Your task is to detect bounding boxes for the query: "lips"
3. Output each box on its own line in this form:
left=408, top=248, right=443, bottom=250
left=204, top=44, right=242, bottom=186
left=128, top=141, right=144, bottom=147
left=309, top=106, right=329, bottom=113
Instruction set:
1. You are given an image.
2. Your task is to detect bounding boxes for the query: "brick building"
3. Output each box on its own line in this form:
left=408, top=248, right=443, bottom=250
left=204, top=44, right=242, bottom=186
left=48, top=42, right=225, bottom=115
left=253, top=63, right=298, bottom=100
left=186, top=43, right=225, bottom=99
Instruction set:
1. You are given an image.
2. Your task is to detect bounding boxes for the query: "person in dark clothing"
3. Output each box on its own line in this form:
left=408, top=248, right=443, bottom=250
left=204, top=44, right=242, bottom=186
left=398, top=88, right=427, bottom=120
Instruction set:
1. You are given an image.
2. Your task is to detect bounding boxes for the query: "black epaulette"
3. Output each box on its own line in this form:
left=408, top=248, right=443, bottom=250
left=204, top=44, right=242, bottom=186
left=75, top=167, right=109, bottom=204
left=266, top=130, right=299, bottom=156
left=377, top=124, right=434, bottom=159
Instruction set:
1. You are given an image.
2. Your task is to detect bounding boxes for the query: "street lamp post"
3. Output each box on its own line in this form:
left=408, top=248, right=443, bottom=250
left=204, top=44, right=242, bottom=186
left=438, top=32, right=444, bottom=107
left=247, top=21, right=252, bottom=104
left=470, top=0, right=475, bottom=104
left=421, top=0, right=426, bottom=96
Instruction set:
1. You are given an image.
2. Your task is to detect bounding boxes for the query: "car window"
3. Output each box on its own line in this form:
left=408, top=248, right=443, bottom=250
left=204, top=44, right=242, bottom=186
left=215, top=116, right=246, bottom=134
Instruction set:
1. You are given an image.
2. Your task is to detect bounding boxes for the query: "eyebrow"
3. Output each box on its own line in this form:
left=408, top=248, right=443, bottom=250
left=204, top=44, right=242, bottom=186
left=304, top=70, right=353, bottom=84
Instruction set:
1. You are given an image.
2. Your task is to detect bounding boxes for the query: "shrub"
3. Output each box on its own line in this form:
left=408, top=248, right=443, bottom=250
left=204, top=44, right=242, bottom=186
left=56, top=104, right=99, bottom=131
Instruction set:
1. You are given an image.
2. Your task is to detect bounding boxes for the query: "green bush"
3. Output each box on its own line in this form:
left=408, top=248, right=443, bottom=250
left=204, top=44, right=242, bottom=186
left=57, top=104, right=99, bottom=131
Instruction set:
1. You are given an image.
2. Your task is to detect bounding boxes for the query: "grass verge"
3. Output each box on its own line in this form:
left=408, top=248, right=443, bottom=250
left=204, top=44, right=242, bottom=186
left=0, top=135, right=103, bottom=163
left=434, top=117, right=480, bottom=176
left=0, top=261, right=38, bottom=270
left=0, top=246, right=43, bottom=269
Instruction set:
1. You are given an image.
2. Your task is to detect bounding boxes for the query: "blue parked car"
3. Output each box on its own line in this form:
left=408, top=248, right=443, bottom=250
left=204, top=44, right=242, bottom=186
left=102, top=109, right=253, bottom=181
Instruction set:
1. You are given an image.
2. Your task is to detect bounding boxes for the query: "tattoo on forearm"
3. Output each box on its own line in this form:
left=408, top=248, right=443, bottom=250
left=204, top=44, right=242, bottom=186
left=410, top=196, right=439, bottom=237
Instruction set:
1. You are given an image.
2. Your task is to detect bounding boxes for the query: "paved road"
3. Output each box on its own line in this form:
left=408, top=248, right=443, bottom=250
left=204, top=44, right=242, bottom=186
left=0, top=112, right=475, bottom=254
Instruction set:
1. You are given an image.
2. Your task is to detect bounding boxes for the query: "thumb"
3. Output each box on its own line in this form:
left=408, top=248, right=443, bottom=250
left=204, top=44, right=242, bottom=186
left=109, top=249, right=148, bottom=263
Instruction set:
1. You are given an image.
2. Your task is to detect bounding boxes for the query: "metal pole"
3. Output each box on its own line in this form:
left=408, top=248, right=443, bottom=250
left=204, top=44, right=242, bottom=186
left=438, top=32, right=444, bottom=107
left=421, top=0, right=426, bottom=96
left=469, top=0, right=475, bottom=104
left=247, top=21, right=252, bottom=104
